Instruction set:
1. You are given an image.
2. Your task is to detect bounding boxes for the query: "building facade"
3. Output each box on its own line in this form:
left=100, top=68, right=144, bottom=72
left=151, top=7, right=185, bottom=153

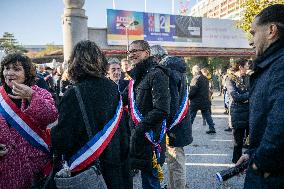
left=190, top=0, right=246, bottom=20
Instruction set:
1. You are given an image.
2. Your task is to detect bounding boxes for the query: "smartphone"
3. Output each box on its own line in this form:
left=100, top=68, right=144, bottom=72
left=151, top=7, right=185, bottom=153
left=0, top=146, right=6, bottom=151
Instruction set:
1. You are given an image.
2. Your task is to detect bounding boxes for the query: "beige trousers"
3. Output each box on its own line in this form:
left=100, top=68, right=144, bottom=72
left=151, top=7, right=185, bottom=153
left=166, top=146, right=186, bottom=189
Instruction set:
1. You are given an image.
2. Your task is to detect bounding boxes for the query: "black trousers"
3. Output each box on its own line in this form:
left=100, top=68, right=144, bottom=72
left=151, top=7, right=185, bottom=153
left=232, top=128, right=247, bottom=163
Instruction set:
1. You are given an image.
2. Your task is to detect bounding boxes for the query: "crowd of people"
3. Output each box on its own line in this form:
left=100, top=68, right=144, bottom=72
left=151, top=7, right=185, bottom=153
left=0, top=4, right=283, bottom=189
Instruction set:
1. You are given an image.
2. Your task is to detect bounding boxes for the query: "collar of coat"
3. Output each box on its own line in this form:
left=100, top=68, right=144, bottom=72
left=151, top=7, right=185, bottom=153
left=254, top=40, right=284, bottom=71
left=128, top=56, right=158, bottom=81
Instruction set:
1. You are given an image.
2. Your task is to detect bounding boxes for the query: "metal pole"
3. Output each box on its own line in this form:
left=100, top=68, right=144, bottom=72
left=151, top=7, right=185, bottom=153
left=126, top=27, right=129, bottom=52
left=126, top=27, right=129, bottom=59
left=112, top=0, right=116, bottom=9
left=172, top=0, right=175, bottom=14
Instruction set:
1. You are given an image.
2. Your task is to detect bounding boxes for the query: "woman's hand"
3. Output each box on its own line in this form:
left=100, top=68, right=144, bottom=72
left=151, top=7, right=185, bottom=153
left=8, top=81, right=33, bottom=102
left=0, top=144, right=8, bottom=157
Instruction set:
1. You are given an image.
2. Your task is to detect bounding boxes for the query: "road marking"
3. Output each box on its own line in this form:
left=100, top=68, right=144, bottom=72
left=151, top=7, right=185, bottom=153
left=185, top=163, right=234, bottom=167
left=211, top=139, right=232, bottom=142
left=185, top=153, right=229, bottom=156
left=196, top=114, right=229, bottom=118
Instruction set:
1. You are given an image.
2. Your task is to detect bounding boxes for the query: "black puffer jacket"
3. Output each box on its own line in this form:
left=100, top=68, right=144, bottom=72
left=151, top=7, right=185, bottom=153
left=189, top=72, right=211, bottom=110
left=51, top=77, right=132, bottom=189
left=123, top=57, right=170, bottom=172
left=160, top=56, right=193, bottom=147
left=226, top=74, right=249, bottom=129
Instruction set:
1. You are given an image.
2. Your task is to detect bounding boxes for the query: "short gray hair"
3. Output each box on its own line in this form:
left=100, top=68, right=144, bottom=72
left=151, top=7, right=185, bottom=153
left=150, top=45, right=168, bottom=58
left=108, top=58, right=120, bottom=65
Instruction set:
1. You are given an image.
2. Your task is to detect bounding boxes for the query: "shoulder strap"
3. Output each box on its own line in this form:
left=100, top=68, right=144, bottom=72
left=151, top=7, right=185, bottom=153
left=74, top=86, right=93, bottom=139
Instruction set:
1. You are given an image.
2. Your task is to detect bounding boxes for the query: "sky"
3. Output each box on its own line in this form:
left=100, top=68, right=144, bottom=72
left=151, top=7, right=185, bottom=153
left=0, top=0, right=197, bottom=45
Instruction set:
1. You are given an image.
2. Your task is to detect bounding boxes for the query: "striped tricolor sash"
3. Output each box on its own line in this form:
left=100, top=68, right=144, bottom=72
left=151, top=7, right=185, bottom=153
left=128, top=80, right=189, bottom=158
left=128, top=80, right=167, bottom=161
left=68, top=98, right=123, bottom=172
left=168, top=85, right=189, bottom=130
left=0, top=86, right=50, bottom=153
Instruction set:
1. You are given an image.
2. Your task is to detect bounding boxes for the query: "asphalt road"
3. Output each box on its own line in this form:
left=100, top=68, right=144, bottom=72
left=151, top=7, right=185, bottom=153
left=133, top=94, right=246, bottom=189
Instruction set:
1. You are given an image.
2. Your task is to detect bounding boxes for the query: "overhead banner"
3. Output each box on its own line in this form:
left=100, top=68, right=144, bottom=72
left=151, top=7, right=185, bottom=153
left=107, top=9, right=250, bottom=48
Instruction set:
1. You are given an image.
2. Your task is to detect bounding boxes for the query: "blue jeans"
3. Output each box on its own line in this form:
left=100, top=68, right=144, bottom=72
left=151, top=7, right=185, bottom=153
left=141, top=168, right=161, bottom=189
left=190, top=108, right=215, bottom=131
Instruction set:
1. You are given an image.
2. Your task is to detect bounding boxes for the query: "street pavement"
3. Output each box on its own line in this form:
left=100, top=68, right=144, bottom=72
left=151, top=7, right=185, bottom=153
left=133, top=93, right=246, bottom=189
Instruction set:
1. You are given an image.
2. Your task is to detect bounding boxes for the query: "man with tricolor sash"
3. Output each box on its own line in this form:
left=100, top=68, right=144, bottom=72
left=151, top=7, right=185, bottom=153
left=151, top=45, right=193, bottom=189
left=124, top=40, right=170, bottom=189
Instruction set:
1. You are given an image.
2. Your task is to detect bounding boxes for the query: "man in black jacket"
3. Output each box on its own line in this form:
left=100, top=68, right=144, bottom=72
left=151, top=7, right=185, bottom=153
left=236, top=4, right=284, bottom=188
left=189, top=65, right=216, bottom=134
left=151, top=45, right=192, bottom=189
left=124, top=40, right=170, bottom=189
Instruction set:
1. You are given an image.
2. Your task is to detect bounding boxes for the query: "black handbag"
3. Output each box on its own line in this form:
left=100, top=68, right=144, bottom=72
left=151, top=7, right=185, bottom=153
left=54, top=86, right=108, bottom=189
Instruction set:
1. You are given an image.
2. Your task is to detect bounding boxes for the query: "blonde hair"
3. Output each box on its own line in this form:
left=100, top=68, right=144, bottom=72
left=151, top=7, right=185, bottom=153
left=61, top=69, right=69, bottom=81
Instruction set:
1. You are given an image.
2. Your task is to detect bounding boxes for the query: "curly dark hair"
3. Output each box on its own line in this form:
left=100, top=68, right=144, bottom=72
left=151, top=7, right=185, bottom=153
left=230, top=58, right=249, bottom=72
left=68, top=40, right=108, bottom=83
left=0, top=53, right=36, bottom=86
left=256, top=4, right=284, bottom=42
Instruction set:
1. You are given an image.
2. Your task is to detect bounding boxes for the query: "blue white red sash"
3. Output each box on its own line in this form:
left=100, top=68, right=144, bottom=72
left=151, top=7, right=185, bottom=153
left=128, top=80, right=167, bottom=161
left=0, top=87, right=50, bottom=153
left=168, top=85, right=189, bottom=130
left=68, top=98, right=123, bottom=172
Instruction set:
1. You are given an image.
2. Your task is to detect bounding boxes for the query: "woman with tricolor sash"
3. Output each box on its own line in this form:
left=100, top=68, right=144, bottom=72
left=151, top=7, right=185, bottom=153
left=49, top=40, right=132, bottom=189
left=0, top=53, right=58, bottom=189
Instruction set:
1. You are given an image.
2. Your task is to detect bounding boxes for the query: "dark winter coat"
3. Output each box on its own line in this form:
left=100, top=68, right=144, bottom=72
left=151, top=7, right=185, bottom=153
left=189, top=72, right=211, bottom=110
left=160, top=56, right=193, bottom=147
left=50, top=77, right=132, bottom=189
left=118, top=79, right=129, bottom=93
left=245, top=41, right=284, bottom=187
left=123, top=56, right=170, bottom=172
left=226, top=74, right=249, bottom=129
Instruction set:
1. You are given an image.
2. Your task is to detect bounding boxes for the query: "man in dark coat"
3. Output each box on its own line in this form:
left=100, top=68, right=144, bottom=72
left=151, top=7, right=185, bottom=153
left=124, top=40, right=170, bottom=189
left=107, top=58, right=129, bottom=93
left=189, top=65, right=216, bottom=134
left=151, top=45, right=192, bottom=189
left=236, top=4, right=284, bottom=189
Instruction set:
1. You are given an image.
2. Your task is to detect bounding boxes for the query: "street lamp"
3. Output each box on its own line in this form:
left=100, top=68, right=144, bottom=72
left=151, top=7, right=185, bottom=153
left=119, top=21, right=139, bottom=53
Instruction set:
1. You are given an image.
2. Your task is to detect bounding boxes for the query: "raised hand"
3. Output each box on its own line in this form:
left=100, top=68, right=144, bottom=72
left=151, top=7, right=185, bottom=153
left=8, top=81, right=33, bottom=102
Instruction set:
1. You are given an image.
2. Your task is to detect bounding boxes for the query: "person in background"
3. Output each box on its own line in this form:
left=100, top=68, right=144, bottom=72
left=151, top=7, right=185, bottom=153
left=201, top=67, right=214, bottom=100
left=223, top=69, right=233, bottom=132
left=124, top=40, right=170, bottom=189
left=222, top=70, right=229, bottom=115
left=37, top=64, right=54, bottom=94
left=50, top=40, right=132, bottom=189
left=59, top=69, right=72, bottom=98
left=189, top=65, right=216, bottom=134
left=37, top=64, right=49, bottom=78
left=35, top=72, right=49, bottom=90
left=226, top=58, right=250, bottom=164
left=151, top=45, right=192, bottom=189
left=121, top=58, right=132, bottom=80
left=107, top=58, right=129, bottom=93
left=0, top=53, right=58, bottom=189
left=201, top=67, right=214, bottom=126
left=236, top=4, right=284, bottom=188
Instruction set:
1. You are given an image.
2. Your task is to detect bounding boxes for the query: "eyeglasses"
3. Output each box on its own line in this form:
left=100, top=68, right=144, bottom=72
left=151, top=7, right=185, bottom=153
left=127, top=49, right=145, bottom=54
